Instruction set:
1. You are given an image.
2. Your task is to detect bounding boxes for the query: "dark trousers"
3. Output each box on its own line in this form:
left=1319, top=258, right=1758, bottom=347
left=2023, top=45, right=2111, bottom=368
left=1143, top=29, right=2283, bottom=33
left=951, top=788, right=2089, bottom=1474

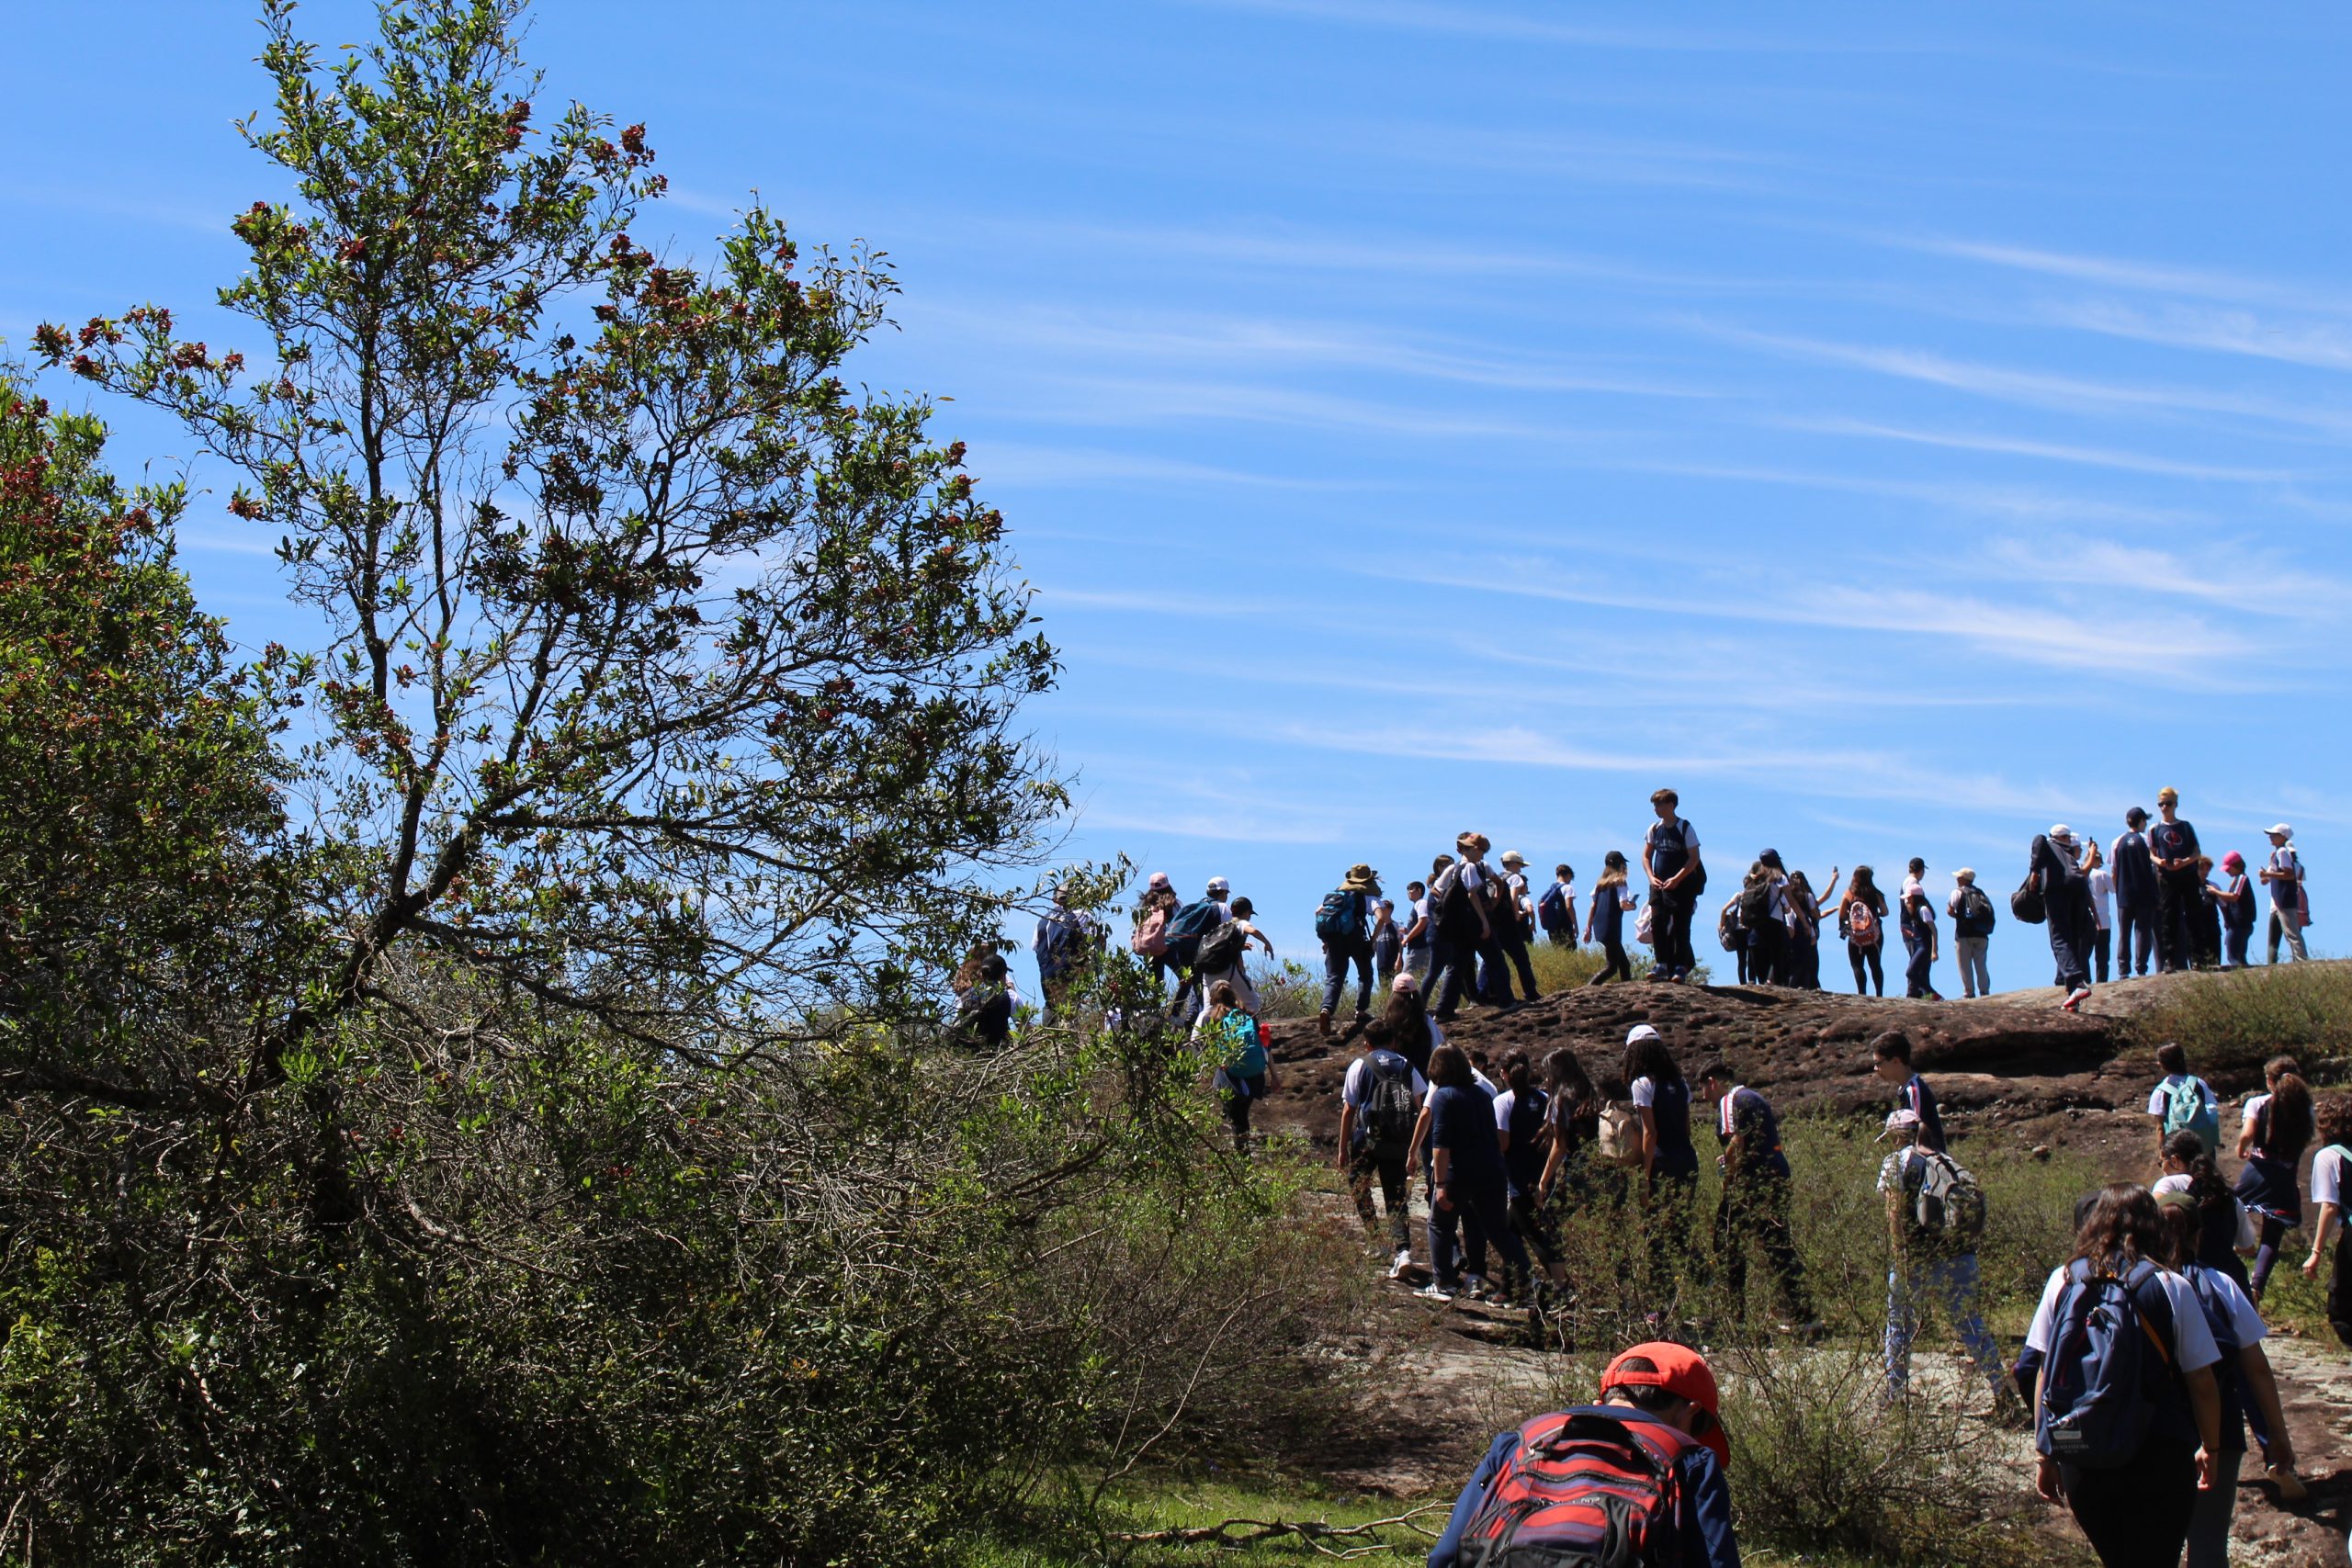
left=2061, top=1435, right=2196, bottom=1567
left=1508, top=1190, right=1561, bottom=1270
left=1903, top=929, right=1935, bottom=998
left=2156, top=872, right=2200, bottom=973
left=1748, top=920, right=1787, bottom=986
left=1320, top=937, right=1374, bottom=1020
left=1849, top=939, right=1884, bottom=995
left=1220, top=1073, right=1264, bottom=1153
left=1791, top=934, right=1821, bottom=990
left=2224, top=919, right=2252, bottom=968
left=1349, top=1144, right=1410, bottom=1251
left=1429, top=1175, right=1527, bottom=1289
left=2115, top=902, right=2154, bottom=976
left=1433, top=932, right=1487, bottom=1017
left=2048, top=888, right=2092, bottom=992
left=1494, top=923, right=1541, bottom=1000
left=1733, top=932, right=1750, bottom=984
left=2089, top=925, right=2110, bottom=983
left=1588, top=938, right=1633, bottom=983
left=1652, top=897, right=1695, bottom=978
left=1717, top=1169, right=1814, bottom=1323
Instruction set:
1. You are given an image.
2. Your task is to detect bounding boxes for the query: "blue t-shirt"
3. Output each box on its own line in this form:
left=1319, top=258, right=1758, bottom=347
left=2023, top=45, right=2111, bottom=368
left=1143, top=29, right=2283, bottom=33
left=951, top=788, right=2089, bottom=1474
left=1429, top=1084, right=1506, bottom=1185
left=1715, top=1086, right=1790, bottom=1181
left=1897, top=1074, right=1946, bottom=1153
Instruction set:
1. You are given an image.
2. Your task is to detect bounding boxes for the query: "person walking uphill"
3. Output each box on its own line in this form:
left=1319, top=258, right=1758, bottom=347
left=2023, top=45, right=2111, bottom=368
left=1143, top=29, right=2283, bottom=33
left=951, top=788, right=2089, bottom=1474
left=2149, top=785, right=2204, bottom=974
left=1644, top=788, right=1705, bottom=983
left=1698, top=1062, right=1815, bottom=1330
left=1624, top=1025, right=1701, bottom=1305
left=1492, top=851, right=1544, bottom=1004
left=1314, top=863, right=1384, bottom=1037
left=2109, top=807, right=2158, bottom=977
left=1410, top=1044, right=1531, bottom=1303
left=1428, top=1342, right=1744, bottom=1568
left=1878, top=1109, right=2015, bottom=1419
left=1432, top=835, right=1510, bottom=1021
left=2028, top=825, right=2095, bottom=1010
left=2261, top=824, right=2310, bottom=964
left=1337, top=1021, right=1427, bottom=1280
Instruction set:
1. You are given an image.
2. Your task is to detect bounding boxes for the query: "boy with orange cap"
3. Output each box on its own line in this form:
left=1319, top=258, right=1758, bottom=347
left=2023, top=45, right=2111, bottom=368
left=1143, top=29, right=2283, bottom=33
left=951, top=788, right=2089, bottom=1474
left=1429, top=1342, right=1741, bottom=1566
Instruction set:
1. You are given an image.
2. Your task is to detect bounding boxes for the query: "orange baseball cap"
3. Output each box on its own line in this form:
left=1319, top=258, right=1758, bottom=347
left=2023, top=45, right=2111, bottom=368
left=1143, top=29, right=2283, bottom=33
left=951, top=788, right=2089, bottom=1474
left=1601, top=1342, right=1729, bottom=1466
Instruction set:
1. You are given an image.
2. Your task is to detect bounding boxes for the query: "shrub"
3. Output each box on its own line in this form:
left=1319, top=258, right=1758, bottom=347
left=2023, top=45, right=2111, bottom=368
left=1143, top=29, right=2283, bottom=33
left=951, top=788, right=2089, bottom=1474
left=2127, top=963, right=2352, bottom=1077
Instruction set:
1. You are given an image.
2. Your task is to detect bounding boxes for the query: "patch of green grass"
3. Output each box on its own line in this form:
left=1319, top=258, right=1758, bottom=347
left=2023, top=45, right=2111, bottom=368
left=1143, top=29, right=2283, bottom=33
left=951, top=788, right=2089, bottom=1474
left=2127, top=961, right=2352, bottom=1077
left=958, top=1483, right=1448, bottom=1566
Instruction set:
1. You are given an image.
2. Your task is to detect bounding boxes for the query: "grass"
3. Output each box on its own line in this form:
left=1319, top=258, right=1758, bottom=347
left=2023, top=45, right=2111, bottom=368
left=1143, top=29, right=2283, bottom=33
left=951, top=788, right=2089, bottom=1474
left=2126, top=960, right=2352, bottom=1077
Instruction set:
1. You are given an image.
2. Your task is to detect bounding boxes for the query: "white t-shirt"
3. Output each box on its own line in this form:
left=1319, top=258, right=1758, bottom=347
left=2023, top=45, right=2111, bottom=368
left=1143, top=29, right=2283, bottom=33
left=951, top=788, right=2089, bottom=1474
left=1493, top=1087, right=1537, bottom=1133
left=1470, top=1066, right=1499, bottom=1101
left=2189, top=1263, right=2268, bottom=1348
left=2023, top=1264, right=2222, bottom=1371
left=1901, top=874, right=1933, bottom=926
left=2243, top=1092, right=2272, bottom=1145
left=1341, top=1053, right=1428, bottom=1111
left=1408, top=895, right=1433, bottom=944
left=2151, top=1173, right=2259, bottom=1249
left=2311, top=1145, right=2350, bottom=1237
left=1505, top=871, right=1531, bottom=912
left=1632, top=1075, right=1658, bottom=1110
left=2146, top=1075, right=2219, bottom=1121
left=2087, top=868, right=2115, bottom=931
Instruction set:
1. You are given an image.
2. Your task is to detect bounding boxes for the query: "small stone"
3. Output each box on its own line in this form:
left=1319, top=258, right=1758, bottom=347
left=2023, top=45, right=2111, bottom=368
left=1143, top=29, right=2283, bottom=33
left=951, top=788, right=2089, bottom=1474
left=2030, top=1145, right=2052, bottom=1161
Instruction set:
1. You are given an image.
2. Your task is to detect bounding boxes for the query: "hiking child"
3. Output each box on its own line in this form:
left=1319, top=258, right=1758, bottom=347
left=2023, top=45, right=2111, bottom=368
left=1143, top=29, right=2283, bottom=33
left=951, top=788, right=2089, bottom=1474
left=1538, top=863, right=1577, bottom=949
left=2213, top=852, right=2256, bottom=969
left=2233, top=1055, right=2313, bottom=1299
left=1129, top=872, right=1181, bottom=996
left=2147, top=1042, right=2221, bottom=1159
left=1734, top=861, right=1783, bottom=986
left=1836, top=865, right=1889, bottom=997
left=1697, top=1061, right=1815, bottom=1329
left=2029, top=824, right=2095, bottom=1010
left=1898, top=856, right=1940, bottom=1000
left=1338, top=1020, right=1428, bottom=1280
left=2027, top=1184, right=2223, bottom=1568
left=1163, top=875, right=1234, bottom=1026
left=2155, top=1131, right=2256, bottom=1291
left=949, top=950, right=1014, bottom=1052
left=1643, top=788, right=1705, bottom=983
left=1427, top=1342, right=1742, bottom=1568
left=1948, top=867, right=1996, bottom=998
left=2110, top=807, right=2158, bottom=977
left=1432, top=835, right=1510, bottom=1021
left=1197, top=981, right=1272, bottom=1154
left=1878, top=1109, right=2013, bottom=1417
left=1382, top=976, right=1440, bottom=1077
left=1372, top=899, right=1402, bottom=988
left=1192, top=893, right=1273, bottom=1017
left=2300, top=1093, right=2352, bottom=1348
left=2148, top=785, right=2203, bottom=974
left=1492, top=851, right=1544, bottom=1004
left=1784, top=866, right=1833, bottom=991
left=1584, top=851, right=1638, bottom=984
left=1625, top=1024, right=1700, bottom=1302
left=2154, top=1191, right=2307, bottom=1562
left=1033, top=884, right=1103, bottom=1019
left=1419, top=854, right=1454, bottom=998
left=1871, top=1032, right=1947, bottom=1153
left=1400, top=877, right=1434, bottom=987
left=2260, top=824, right=2309, bottom=964
left=1536, top=1047, right=1600, bottom=1202
left=1410, top=1043, right=1530, bottom=1303
left=1495, top=1050, right=1568, bottom=1297
left=1720, top=888, right=1749, bottom=985
left=1313, top=862, right=1383, bottom=1037
left=2084, top=839, right=2114, bottom=985
left=2190, top=855, right=2224, bottom=970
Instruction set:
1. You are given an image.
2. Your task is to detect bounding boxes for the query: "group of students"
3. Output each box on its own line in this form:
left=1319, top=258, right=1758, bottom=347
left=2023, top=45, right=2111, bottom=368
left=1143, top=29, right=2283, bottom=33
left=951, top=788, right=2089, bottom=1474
left=1414, top=1036, right=2349, bottom=1568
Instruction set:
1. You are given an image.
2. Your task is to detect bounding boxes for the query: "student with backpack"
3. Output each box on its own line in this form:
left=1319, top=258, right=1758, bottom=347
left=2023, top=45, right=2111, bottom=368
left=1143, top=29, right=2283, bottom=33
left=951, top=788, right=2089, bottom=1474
left=1719, top=892, right=1749, bottom=985
left=1381, top=977, right=1440, bottom=1077
left=1538, top=863, right=1577, bottom=949
left=1871, top=1032, right=1947, bottom=1153
left=1427, top=1342, right=1742, bottom=1568
left=2027, top=1184, right=2223, bottom=1568
left=1735, top=862, right=1783, bottom=987
left=1643, top=788, right=1705, bottom=983
left=2233, top=1056, right=2313, bottom=1299
left=1947, top=867, right=1996, bottom=998
left=2084, top=839, right=2114, bottom=985
left=2299, top=1093, right=2352, bottom=1348
left=1314, top=863, right=1384, bottom=1037
left=1372, top=900, right=1402, bottom=989
left=1129, top=872, right=1181, bottom=996
left=2154, top=1130, right=2256, bottom=1291
left=1697, top=1061, right=1815, bottom=1329
left=1338, top=1021, right=1428, bottom=1280
left=1898, top=856, right=1941, bottom=1000
left=2110, top=807, right=2159, bottom=978
left=1584, top=851, right=1638, bottom=985
left=1432, top=835, right=1511, bottom=1021
left=2147, top=1042, right=2222, bottom=1158
left=1535, top=1047, right=1601, bottom=1202
left=1495, top=1050, right=1568, bottom=1298
left=1492, top=851, right=1544, bottom=1005
left=1195, top=981, right=1272, bottom=1155
left=2029, top=825, right=2095, bottom=1010
left=2211, top=852, right=2256, bottom=969
left=2153, top=1191, right=2306, bottom=1563
left=1192, top=894, right=1273, bottom=1019
left=1624, top=1025, right=1700, bottom=1304
left=1400, top=876, right=1434, bottom=987
left=1162, top=876, right=1234, bottom=1027
left=2260, top=824, right=2310, bottom=964
left=1411, top=1044, right=1531, bottom=1304
left=1878, top=1109, right=2014, bottom=1417
left=1836, top=866, right=1889, bottom=997
left=1033, top=886, right=1103, bottom=1020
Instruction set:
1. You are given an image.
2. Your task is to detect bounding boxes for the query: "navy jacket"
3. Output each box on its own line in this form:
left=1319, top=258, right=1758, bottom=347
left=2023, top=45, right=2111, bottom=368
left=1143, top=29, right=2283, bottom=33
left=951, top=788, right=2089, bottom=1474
left=1428, top=1406, right=1741, bottom=1568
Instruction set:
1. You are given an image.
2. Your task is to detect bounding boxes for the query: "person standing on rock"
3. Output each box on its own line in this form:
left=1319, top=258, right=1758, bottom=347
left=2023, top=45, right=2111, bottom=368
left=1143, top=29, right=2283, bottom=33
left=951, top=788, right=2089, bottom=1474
left=2260, top=824, right=2309, bottom=964
left=1584, top=851, right=1637, bottom=984
left=1538, top=863, right=1577, bottom=950
left=1644, top=789, right=1704, bottom=983
left=1947, top=868, right=1995, bottom=998
left=2109, top=807, right=2158, bottom=977
left=1401, top=876, right=1434, bottom=988
left=2212, top=854, right=2256, bottom=970
left=1313, top=862, right=1383, bottom=1037
left=1698, top=1061, right=1816, bottom=1331
left=1878, top=1109, right=2016, bottom=1420
left=1898, top=857, right=1942, bottom=1000
left=1493, top=850, right=1544, bottom=1005
left=1419, top=855, right=1454, bottom=1000
left=2030, top=825, right=2095, bottom=1010
left=2083, top=840, right=2114, bottom=985
left=2148, top=786, right=2203, bottom=975
left=1372, top=898, right=1403, bottom=990
left=1836, top=866, right=1890, bottom=997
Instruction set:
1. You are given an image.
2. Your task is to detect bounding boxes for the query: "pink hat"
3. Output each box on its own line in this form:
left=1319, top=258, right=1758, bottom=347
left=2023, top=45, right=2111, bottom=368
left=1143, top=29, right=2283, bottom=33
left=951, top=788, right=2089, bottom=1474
left=1391, top=972, right=1419, bottom=995
left=2222, top=851, right=2245, bottom=873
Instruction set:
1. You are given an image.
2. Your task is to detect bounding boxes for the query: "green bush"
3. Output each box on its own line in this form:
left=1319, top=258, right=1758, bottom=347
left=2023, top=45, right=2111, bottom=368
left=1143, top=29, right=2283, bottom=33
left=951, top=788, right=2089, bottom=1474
left=2127, top=962, right=2352, bottom=1076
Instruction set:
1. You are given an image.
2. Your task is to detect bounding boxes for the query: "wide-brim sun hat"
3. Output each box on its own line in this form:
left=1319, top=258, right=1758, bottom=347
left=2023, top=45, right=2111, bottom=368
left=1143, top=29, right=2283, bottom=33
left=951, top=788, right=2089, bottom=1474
left=1498, top=850, right=1526, bottom=869
left=1345, top=863, right=1381, bottom=890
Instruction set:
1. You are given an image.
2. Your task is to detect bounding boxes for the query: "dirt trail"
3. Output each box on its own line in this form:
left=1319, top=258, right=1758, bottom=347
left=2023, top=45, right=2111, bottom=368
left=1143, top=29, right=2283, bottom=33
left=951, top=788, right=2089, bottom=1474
left=1249, top=963, right=2352, bottom=1565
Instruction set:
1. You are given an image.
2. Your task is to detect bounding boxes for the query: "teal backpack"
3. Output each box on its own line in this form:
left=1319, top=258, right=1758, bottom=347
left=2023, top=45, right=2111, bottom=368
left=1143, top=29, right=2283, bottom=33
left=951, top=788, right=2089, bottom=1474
left=2157, top=1077, right=2221, bottom=1156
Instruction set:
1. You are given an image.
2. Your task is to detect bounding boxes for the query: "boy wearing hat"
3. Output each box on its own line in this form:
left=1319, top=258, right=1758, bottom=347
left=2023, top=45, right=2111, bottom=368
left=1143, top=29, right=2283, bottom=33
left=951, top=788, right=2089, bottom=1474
left=1491, top=850, right=1544, bottom=1007
left=1316, top=863, right=1384, bottom=1036
left=2110, top=807, right=2158, bottom=977
left=1429, top=1342, right=1741, bottom=1568
left=2260, top=825, right=2309, bottom=964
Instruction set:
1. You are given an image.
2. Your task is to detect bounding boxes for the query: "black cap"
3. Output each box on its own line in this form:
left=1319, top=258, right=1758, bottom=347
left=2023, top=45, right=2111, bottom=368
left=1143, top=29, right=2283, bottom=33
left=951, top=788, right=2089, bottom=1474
left=2126, top=806, right=2148, bottom=825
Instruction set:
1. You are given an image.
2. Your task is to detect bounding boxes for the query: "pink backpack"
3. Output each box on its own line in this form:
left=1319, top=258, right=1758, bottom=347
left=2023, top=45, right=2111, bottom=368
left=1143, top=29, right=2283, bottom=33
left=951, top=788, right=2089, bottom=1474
left=1132, top=907, right=1170, bottom=957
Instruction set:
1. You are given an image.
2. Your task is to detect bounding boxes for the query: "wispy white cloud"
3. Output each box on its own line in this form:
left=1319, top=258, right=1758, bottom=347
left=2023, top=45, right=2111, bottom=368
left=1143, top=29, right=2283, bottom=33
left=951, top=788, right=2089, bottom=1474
left=972, top=441, right=1364, bottom=491
left=1184, top=0, right=1915, bottom=54
left=1893, top=235, right=2352, bottom=318
left=1978, top=536, right=2344, bottom=616
left=2031, top=300, right=2352, bottom=374
left=1774, top=415, right=2296, bottom=483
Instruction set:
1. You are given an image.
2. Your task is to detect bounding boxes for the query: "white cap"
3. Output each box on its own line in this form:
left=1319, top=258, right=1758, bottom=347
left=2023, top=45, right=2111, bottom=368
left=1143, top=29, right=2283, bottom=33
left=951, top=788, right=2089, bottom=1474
left=1626, top=1024, right=1662, bottom=1045
left=2269, top=823, right=2294, bottom=840
left=1204, top=874, right=1231, bottom=897
left=2048, top=824, right=2075, bottom=842
left=1878, top=1108, right=1922, bottom=1141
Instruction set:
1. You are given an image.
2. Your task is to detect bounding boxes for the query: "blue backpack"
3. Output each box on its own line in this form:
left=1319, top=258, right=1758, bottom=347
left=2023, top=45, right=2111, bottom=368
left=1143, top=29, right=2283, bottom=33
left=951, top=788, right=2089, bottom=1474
left=1314, top=888, right=1366, bottom=944
left=1535, top=881, right=1570, bottom=933
left=1162, top=899, right=1226, bottom=966
left=2036, top=1258, right=2179, bottom=1469
left=2156, top=1077, right=2222, bottom=1157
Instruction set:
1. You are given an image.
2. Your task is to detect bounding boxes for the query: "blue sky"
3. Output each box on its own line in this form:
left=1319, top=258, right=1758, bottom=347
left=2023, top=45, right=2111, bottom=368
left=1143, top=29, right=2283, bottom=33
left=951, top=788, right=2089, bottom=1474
left=6, top=2, right=2348, bottom=993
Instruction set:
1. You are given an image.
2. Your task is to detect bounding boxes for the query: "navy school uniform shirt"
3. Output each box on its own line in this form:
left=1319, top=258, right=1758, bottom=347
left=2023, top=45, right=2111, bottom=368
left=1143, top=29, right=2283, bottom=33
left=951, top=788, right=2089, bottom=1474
left=1428, top=1407, right=1741, bottom=1568
left=1590, top=882, right=1627, bottom=944
left=1715, top=1086, right=1790, bottom=1181
left=1428, top=1084, right=1506, bottom=1187
left=1897, top=1074, right=1946, bottom=1153
left=1492, top=1085, right=1550, bottom=1197
left=1633, top=1074, right=1699, bottom=1179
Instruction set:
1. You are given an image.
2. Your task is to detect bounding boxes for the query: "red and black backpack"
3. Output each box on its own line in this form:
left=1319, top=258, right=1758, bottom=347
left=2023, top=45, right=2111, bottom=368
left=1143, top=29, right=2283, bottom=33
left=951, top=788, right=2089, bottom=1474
left=1456, top=1410, right=1697, bottom=1568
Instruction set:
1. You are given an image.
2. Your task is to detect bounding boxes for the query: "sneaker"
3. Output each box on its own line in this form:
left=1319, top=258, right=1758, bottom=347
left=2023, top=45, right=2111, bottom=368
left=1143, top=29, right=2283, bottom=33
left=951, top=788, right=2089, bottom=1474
left=1418, top=1282, right=1455, bottom=1302
left=1463, top=1273, right=1489, bottom=1300
left=2267, top=1463, right=2310, bottom=1502
left=1389, top=1248, right=1412, bottom=1280
left=2061, top=986, right=2091, bottom=1012
left=1316, top=1011, right=1331, bottom=1037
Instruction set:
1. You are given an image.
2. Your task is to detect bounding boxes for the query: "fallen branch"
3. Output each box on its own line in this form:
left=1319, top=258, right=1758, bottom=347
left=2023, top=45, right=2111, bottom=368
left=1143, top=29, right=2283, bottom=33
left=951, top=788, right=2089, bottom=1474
left=1112, top=1504, right=1447, bottom=1559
